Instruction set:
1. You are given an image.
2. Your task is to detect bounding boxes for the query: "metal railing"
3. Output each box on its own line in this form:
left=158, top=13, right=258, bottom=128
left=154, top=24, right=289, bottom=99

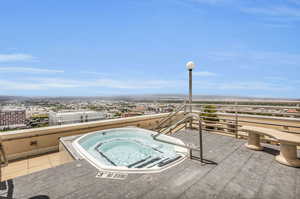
left=153, top=113, right=193, bottom=137
left=152, top=113, right=204, bottom=162
left=191, top=103, right=300, bottom=118
left=152, top=100, right=187, bottom=132
left=152, top=102, right=300, bottom=164
left=190, top=103, right=300, bottom=141
left=150, top=100, right=205, bottom=162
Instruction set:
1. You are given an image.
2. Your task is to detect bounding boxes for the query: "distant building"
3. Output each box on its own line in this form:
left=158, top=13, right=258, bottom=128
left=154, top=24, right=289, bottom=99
left=122, top=112, right=143, bottom=118
left=0, top=109, right=26, bottom=130
left=134, top=106, right=146, bottom=112
left=287, top=109, right=298, bottom=113
left=49, top=111, right=106, bottom=126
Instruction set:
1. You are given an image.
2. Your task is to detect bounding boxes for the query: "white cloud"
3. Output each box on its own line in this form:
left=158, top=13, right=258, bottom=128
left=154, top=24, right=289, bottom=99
left=0, top=76, right=292, bottom=93
left=93, top=79, right=176, bottom=89
left=206, top=51, right=300, bottom=66
left=218, top=81, right=290, bottom=91
left=193, top=71, right=217, bottom=77
left=0, top=54, right=36, bottom=62
left=262, top=23, right=292, bottom=28
left=193, top=80, right=291, bottom=91
left=0, top=77, right=178, bottom=90
left=0, top=67, right=64, bottom=73
left=241, top=6, right=300, bottom=19
left=240, top=5, right=300, bottom=25
left=264, top=76, right=287, bottom=81
left=0, top=80, right=44, bottom=90
left=183, top=0, right=300, bottom=25
left=30, top=78, right=81, bottom=88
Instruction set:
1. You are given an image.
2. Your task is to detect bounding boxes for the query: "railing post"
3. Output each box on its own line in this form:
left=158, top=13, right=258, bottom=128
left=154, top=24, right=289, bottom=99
left=0, top=142, right=2, bottom=182
left=184, top=102, right=187, bottom=129
left=189, top=114, right=193, bottom=129
left=235, top=102, right=238, bottom=139
left=199, top=118, right=203, bottom=162
left=189, top=69, right=193, bottom=129
left=188, top=148, right=192, bottom=159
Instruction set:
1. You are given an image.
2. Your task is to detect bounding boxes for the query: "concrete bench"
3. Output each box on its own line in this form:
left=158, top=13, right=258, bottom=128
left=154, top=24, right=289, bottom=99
left=202, top=122, right=223, bottom=130
left=240, top=126, right=300, bottom=167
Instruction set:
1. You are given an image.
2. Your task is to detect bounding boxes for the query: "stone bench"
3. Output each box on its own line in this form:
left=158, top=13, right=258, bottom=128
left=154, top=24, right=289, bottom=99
left=240, top=126, right=300, bottom=167
left=202, top=122, right=223, bottom=130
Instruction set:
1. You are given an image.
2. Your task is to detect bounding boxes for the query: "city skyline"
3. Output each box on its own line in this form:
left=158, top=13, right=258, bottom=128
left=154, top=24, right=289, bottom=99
left=0, top=0, right=300, bottom=98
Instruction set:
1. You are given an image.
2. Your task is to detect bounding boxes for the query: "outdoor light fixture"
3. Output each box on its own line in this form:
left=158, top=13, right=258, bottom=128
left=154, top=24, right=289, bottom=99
left=186, top=61, right=195, bottom=71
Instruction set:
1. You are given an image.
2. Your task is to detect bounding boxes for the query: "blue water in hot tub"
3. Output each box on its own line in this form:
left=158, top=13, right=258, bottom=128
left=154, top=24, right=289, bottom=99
left=77, top=128, right=182, bottom=168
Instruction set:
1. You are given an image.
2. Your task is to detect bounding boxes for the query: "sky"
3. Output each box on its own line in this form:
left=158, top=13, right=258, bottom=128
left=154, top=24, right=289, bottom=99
left=0, top=0, right=300, bottom=98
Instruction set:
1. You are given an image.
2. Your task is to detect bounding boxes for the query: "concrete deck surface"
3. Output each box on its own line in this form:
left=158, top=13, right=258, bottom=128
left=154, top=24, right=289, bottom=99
left=1, top=130, right=299, bottom=199
left=0, top=152, right=72, bottom=181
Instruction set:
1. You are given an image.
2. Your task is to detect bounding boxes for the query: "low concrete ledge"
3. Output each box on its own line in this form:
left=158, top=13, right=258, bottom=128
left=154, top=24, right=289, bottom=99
left=1, top=113, right=169, bottom=140
left=0, top=113, right=184, bottom=161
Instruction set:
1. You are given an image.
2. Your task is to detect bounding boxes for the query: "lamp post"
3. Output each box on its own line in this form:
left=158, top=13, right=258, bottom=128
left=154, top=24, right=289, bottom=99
left=186, top=61, right=195, bottom=113
left=186, top=61, right=195, bottom=129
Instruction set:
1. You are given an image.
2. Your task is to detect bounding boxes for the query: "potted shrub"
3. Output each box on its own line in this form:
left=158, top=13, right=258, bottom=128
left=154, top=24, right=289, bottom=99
left=200, top=105, right=219, bottom=129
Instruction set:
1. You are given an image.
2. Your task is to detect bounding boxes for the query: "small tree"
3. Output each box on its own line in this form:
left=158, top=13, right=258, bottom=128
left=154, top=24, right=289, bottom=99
left=201, top=105, right=219, bottom=123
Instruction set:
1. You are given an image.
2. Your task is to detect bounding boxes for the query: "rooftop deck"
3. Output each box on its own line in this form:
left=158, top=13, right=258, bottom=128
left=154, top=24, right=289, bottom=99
left=1, top=130, right=300, bottom=199
left=0, top=152, right=71, bottom=181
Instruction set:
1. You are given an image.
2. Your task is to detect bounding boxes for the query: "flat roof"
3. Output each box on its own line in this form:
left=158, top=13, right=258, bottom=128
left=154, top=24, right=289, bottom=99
left=4, top=130, right=300, bottom=199
left=50, top=111, right=102, bottom=116
left=0, top=109, right=25, bottom=112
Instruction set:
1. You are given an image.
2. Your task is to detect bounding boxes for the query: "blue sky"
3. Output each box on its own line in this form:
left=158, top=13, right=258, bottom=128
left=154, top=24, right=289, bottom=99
left=0, top=0, right=299, bottom=98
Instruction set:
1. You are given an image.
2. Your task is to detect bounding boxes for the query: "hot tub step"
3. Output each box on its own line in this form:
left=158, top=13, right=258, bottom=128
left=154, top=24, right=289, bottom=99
left=157, top=155, right=182, bottom=167
left=146, top=157, right=169, bottom=168
left=127, top=156, right=151, bottom=168
left=135, top=157, right=161, bottom=168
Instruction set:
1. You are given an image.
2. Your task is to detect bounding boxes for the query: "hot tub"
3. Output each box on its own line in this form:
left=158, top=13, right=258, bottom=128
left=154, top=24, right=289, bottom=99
left=72, top=127, right=188, bottom=173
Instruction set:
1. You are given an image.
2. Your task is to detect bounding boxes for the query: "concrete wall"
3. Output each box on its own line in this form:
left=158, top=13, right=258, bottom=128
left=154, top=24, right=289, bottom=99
left=0, top=113, right=183, bottom=161
left=1, top=111, right=299, bottom=161
left=218, top=113, right=300, bottom=134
